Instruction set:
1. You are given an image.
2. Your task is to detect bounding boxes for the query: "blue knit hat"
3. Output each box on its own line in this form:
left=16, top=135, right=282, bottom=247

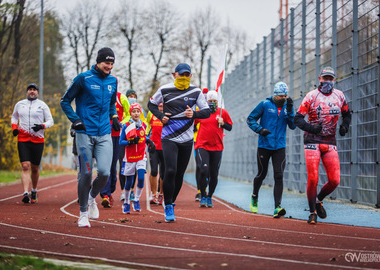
left=274, top=82, right=288, bottom=96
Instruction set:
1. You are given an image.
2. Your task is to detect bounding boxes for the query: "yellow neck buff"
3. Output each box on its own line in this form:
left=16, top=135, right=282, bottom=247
left=174, top=76, right=191, bottom=90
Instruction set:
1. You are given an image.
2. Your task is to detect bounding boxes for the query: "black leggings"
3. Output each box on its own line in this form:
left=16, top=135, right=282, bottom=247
left=149, top=149, right=164, bottom=178
left=196, top=148, right=222, bottom=198
left=161, top=139, right=193, bottom=205
left=253, top=148, right=286, bottom=208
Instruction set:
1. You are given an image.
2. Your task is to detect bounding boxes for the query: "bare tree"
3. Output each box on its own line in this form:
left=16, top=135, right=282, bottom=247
left=191, top=6, right=220, bottom=88
left=116, top=0, right=144, bottom=89
left=145, top=0, right=178, bottom=95
left=61, top=0, right=106, bottom=73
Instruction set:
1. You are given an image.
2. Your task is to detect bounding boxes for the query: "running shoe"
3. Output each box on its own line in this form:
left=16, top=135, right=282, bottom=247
left=308, top=212, right=318, bottom=225
left=88, top=200, right=99, bottom=219
left=250, top=194, right=258, bottom=213
left=22, top=192, right=30, bottom=204
left=316, top=202, right=327, bottom=219
left=120, top=192, right=125, bottom=201
left=199, top=197, right=207, bottom=207
left=122, top=203, right=131, bottom=214
left=164, top=204, right=175, bottom=222
left=150, top=194, right=157, bottom=204
left=195, top=192, right=201, bottom=202
left=101, top=195, right=111, bottom=208
left=109, top=195, right=114, bottom=207
left=129, top=191, right=135, bottom=201
left=157, top=194, right=163, bottom=205
left=30, top=190, right=37, bottom=204
left=78, top=212, right=91, bottom=228
left=133, top=200, right=141, bottom=212
left=206, top=197, right=214, bottom=208
left=273, top=206, right=286, bottom=218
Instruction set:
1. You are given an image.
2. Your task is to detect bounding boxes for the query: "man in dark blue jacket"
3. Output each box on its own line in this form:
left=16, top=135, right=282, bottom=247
left=246, top=82, right=295, bottom=218
left=61, top=47, right=120, bottom=228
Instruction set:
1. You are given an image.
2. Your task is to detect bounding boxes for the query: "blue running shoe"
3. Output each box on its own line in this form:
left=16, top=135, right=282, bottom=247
left=164, top=204, right=175, bottom=222
left=122, top=203, right=130, bottom=214
left=199, top=197, right=207, bottom=207
left=206, top=197, right=213, bottom=208
left=133, top=200, right=141, bottom=212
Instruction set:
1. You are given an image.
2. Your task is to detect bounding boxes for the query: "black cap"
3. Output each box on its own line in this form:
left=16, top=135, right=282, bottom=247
left=26, top=83, right=39, bottom=91
left=96, top=47, right=115, bottom=63
left=126, top=89, right=137, bottom=98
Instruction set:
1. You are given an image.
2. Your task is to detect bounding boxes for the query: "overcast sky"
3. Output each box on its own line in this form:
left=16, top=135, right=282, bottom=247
left=50, top=0, right=301, bottom=46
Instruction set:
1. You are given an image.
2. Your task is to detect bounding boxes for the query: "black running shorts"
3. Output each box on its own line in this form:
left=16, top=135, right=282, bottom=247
left=17, top=141, right=44, bottom=165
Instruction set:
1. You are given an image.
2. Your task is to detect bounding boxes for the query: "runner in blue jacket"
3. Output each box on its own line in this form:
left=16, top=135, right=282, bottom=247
left=61, top=47, right=120, bottom=228
left=247, top=82, right=295, bottom=218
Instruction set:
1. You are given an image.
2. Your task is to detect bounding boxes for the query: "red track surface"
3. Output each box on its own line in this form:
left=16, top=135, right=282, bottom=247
left=0, top=174, right=379, bottom=269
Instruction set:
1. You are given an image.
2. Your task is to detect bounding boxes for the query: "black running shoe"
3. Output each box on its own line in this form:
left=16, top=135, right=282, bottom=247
left=31, top=191, right=37, bottom=204
left=195, top=192, right=201, bottom=202
left=22, top=192, right=30, bottom=204
left=316, top=202, right=327, bottom=219
left=307, top=212, right=317, bottom=225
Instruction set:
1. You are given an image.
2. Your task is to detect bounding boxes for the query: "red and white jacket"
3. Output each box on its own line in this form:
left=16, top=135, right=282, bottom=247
left=11, top=99, right=54, bottom=143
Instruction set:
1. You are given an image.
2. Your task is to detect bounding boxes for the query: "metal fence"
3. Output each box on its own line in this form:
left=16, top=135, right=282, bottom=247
left=220, top=0, right=380, bottom=207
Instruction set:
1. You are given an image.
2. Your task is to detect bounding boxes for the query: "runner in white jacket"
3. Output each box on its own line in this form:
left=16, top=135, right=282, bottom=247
left=11, top=83, right=54, bottom=204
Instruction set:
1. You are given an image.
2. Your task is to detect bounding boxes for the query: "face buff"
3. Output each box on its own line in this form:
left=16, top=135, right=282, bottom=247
left=319, top=81, right=334, bottom=94
left=208, top=102, right=217, bottom=113
left=273, top=98, right=286, bottom=108
left=174, top=76, right=191, bottom=90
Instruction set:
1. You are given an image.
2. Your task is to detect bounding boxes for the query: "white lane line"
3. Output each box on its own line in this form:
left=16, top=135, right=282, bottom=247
left=0, top=178, right=77, bottom=202
left=147, top=201, right=380, bottom=243
left=184, top=182, right=380, bottom=230
left=0, top=244, right=183, bottom=270
left=60, top=199, right=378, bottom=253
left=0, top=222, right=373, bottom=270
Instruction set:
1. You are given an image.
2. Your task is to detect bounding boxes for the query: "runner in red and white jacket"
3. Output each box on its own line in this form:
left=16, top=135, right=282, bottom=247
left=294, top=67, right=351, bottom=225
left=11, top=83, right=54, bottom=204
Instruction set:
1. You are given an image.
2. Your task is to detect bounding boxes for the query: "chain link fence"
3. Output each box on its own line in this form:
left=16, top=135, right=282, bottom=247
left=220, top=0, right=380, bottom=207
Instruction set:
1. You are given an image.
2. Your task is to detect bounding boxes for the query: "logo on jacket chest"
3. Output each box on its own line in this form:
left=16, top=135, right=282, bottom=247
left=108, top=85, right=112, bottom=94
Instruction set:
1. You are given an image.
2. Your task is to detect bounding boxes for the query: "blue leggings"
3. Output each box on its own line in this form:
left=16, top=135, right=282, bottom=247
left=124, top=169, right=145, bottom=190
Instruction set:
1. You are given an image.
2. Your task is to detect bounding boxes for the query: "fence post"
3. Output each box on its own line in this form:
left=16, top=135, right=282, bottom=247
left=350, top=0, right=359, bottom=203
left=256, top=44, right=260, bottom=95
left=331, top=0, right=337, bottom=72
left=271, top=28, right=275, bottom=91
left=263, top=36, right=267, bottom=94
left=207, top=56, right=211, bottom=90
left=300, top=0, right=307, bottom=192
left=289, top=8, right=295, bottom=96
left=377, top=3, right=380, bottom=208
left=280, top=18, right=284, bottom=81
left=315, top=0, right=321, bottom=84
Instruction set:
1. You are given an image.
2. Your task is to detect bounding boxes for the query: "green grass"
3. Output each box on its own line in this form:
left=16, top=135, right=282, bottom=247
left=0, top=170, right=72, bottom=184
left=0, top=253, right=85, bottom=270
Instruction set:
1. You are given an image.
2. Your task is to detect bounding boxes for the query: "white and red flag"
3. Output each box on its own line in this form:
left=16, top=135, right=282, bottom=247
left=125, top=122, right=137, bottom=140
left=215, top=44, right=228, bottom=94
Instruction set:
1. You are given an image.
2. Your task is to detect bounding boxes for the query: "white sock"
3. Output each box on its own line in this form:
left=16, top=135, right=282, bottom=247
left=316, top=198, right=321, bottom=204
left=88, top=191, right=96, bottom=203
left=135, top=187, right=143, bottom=201
left=31, top=188, right=37, bottom=192
left=124, top=190, right=130, bottom=204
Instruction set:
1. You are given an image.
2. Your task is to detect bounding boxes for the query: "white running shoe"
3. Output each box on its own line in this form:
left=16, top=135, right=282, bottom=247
left=78, top=212, right=91, bottom=228
left=120, top=192, right=125, bottom=201
left=88, top=200, right=99, bottom=219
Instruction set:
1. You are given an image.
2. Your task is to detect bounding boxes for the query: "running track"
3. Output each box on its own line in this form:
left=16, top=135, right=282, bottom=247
left=0, top=174, right=379, bottom=269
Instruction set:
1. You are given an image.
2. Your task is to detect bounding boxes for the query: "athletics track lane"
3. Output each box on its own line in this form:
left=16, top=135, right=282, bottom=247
left=0, top=174, right=379, bottom=269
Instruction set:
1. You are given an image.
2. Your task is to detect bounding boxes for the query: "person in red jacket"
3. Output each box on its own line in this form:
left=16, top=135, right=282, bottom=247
left=11, top=83, right=54, bottom=204
left=119, top=103, right=155, bottom=214
left=194, top=90, right=233, bottom=208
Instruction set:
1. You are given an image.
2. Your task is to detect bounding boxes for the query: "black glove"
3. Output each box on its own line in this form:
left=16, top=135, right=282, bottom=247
left=70, top=128, right=76, bottom=137
left=286, top=97, right=293, bottom=113
left=72, top=119, right=86, bottom=131
left=146, top=139, right=156, bottom=153
left=129, top=136, right=140, bottom=145
left=309, top=123, right=322, bottom=134
left=32, top=124, right=44, bottom=132
left=112, top=117, right=121, bottom=132
left=259, top=128, right=271, bottom=137
left=13, top=129, right=19, bottom=136
left=339, top=125, right=348, bottom=136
